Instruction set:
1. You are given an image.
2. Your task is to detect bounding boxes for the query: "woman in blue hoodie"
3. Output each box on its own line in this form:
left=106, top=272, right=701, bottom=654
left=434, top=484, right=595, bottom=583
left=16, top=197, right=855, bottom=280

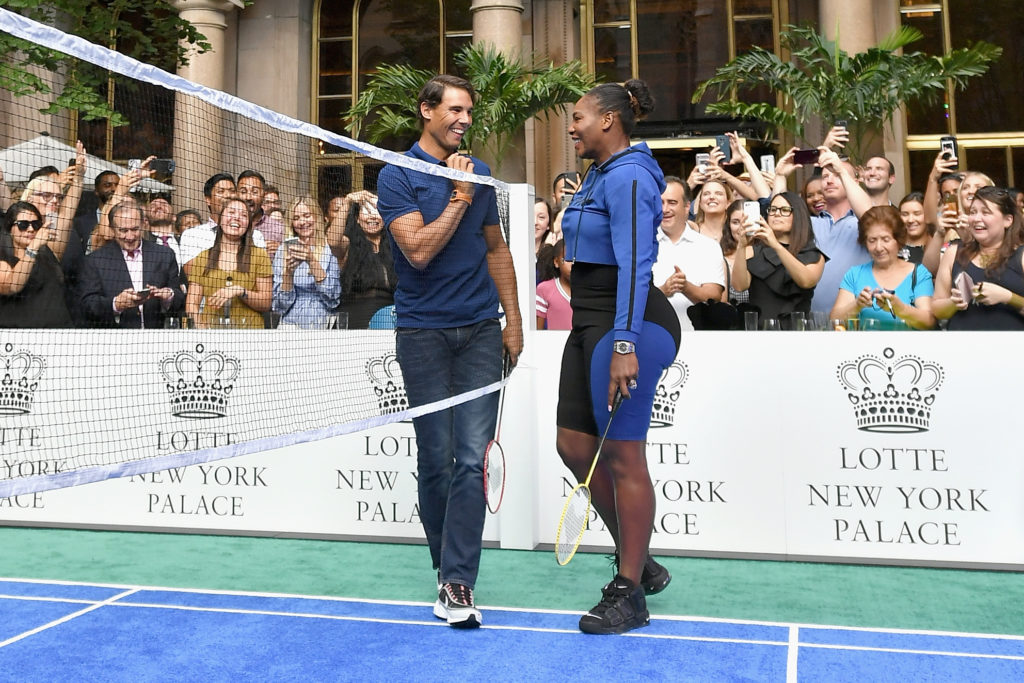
left=556, top=80, right=681, bottom=635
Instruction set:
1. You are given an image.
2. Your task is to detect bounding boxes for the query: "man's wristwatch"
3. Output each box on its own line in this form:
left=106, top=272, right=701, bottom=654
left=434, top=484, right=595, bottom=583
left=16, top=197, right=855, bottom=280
left=450, top=189, right=473, bottom=206
left=613, top=341, right=635, bottom=355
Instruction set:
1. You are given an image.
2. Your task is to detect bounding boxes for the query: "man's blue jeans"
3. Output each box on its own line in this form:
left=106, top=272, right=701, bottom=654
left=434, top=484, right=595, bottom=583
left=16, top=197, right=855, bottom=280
left=396, top=319, right=501, bottom=589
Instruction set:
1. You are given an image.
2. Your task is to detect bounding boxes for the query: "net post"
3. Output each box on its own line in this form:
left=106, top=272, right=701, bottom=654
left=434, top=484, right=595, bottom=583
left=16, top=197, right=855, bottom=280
left=496, top=182, right=540, bottom=550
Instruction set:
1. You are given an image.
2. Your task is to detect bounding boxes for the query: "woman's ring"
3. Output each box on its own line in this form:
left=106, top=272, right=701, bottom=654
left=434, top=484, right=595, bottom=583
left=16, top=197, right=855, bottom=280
left=628, top=378, right=638, bottom=390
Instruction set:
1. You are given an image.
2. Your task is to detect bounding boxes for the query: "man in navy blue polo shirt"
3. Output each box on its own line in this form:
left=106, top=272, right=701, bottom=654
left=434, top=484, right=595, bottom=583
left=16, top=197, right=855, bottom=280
left=376, top=74, right=523, bottom=629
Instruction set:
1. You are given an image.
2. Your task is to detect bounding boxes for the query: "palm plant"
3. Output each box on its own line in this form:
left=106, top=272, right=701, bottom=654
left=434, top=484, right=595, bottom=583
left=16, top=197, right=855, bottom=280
left=692, top=25, right=1002, bottom=162
left=345, top=43, right=597, bottom=168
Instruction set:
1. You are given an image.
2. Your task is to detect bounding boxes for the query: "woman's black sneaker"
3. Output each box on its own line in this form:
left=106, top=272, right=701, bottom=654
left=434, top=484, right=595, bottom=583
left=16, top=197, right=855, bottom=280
left=610, top=552, right=672, bottom=595
left=578, top=575, right=650, bottom=635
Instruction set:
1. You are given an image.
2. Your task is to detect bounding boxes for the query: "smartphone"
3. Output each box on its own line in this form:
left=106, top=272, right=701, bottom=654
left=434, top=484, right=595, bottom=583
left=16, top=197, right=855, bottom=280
left=149, top=158, right=175, bottom=176
left=953, top=271, right=974, bottom=304
left=742, top=201, right=761, bottom=236
left=135, top=287, right=153, bottom=301
left=695, top=152, right=710, bottom=173
left=793, top=148, right=821, bottom=165
left=759, top=155, right=776, bottom=174
left=872, top=288, right=896, bottom=315
left=834, top=120, right=848, bottom=130
left=940, top=136, right=958, bottom=168
left=942, top=191, right=959, bottom=215
left=128, top=158, right=141, bottom=170
left=283, top=236, right=301, bottom=247
left=714, top=135, right=732, bottom=164
left=67, top=158, right=77, bottom=168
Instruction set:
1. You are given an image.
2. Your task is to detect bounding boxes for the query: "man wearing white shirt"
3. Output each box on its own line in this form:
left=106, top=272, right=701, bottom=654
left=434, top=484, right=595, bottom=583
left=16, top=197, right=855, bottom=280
left=651, top=176, right=726, bottom=332
left=178, top=172, right=265, bottom=265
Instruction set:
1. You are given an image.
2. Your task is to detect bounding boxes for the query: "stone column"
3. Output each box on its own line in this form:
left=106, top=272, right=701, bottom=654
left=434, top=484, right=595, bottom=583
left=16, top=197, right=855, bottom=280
left=235, top=0, right=314, bottom=205
left=819, top=0, right=877, bottom=54
left=471, top=0, right=526, bottom=181
left=169, top=0, right=244, bottom=216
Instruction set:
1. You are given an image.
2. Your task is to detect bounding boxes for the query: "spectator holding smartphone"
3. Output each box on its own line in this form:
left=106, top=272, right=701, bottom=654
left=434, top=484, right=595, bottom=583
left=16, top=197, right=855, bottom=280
left=731, top=191, right=825, bottom=319
left=829, top=206, right=934, bottom=330
left=273, top=195, right=340, bottom=329
left=272, top=194, right=339, bottom=327
left=80, top=200, right=184, bottom=328
left=552, top=170, right=581, bottom=209
left=932, top=186, right=1024, bottom=330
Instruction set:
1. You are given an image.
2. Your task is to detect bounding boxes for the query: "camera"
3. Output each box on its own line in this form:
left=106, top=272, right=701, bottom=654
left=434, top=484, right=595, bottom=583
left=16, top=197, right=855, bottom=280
left=834, top=120, right=848, bottom=129
left=759, top=155, right=775, bottom=174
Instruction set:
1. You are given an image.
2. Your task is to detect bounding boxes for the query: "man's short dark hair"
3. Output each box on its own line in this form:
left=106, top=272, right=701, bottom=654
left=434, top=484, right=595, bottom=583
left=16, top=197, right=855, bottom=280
left=264, top=184, right=279, bottom=196
left=938, top=172, right=964, bottom=186
left=29, top=166, right=60, bottom=181
left=663, top=175, right=690, bottom=203
left=149, top=192, right=172, bottom=204
left=867, top=155, right=896, bottom=177
left=416, top=75, right=475, bottom=127
left=203, top=172, right=234, bottom=197
left=95, top=170, right=119, bottom=186
left=237, top=169, right=266, bottom=187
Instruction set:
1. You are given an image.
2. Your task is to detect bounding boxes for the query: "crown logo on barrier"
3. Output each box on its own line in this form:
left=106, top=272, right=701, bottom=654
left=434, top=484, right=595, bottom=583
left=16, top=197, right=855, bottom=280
left=0, top=343, right=46, bottom=415
left=650, top=360, right=688, bottom=428
left=160, top=343, right=240, bottom=419
left=836, top=347, right=943, bottom=433
left=366, top=352, right=409, bottom=419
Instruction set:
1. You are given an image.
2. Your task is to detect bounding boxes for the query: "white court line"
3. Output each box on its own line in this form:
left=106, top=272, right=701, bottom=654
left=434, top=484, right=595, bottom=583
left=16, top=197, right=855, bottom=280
left=0, top=587, right=138, bottom=649
left=787, top=626, right=799, bottom=683
left=797, top=641, right=1024, bottom=663
left=104, top=599, right=793, bottom=647
left=2, top=577, right=1022, bottom=654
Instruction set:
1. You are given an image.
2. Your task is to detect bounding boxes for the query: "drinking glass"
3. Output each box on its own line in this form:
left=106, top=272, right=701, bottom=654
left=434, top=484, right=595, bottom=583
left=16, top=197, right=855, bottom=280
left=761, top=318, right=781, bottom=331
left=743, top=311, right=759, bottom=331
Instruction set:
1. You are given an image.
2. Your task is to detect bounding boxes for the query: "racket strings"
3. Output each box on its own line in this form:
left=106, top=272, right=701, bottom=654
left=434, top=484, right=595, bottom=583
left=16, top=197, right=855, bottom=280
left=555, top=486, right=592, bottom=564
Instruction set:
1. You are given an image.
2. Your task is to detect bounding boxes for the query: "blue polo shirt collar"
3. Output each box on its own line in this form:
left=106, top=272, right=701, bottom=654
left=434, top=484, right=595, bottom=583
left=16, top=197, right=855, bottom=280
left=408, top=141, right=446, bottom=164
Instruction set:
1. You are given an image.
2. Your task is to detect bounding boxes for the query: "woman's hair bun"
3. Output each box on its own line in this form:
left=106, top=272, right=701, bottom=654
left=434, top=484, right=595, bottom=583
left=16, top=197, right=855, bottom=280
left=622, top=79, right=655, bottom=120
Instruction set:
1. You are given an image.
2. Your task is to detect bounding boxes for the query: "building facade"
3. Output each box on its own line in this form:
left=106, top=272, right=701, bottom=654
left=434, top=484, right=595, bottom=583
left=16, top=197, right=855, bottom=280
left=10, top=0, right=1023, bottom=205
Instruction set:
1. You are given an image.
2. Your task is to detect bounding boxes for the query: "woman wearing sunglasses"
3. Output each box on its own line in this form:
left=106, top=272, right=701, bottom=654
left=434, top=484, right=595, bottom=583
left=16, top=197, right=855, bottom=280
left=0, top=201, right=73, bottom=327
left=731, top=191, right=826, bottom=320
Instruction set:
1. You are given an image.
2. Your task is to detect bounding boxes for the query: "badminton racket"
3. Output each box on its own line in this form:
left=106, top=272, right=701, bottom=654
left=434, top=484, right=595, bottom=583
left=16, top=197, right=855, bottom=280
left=554, top=390, right=624, bottom=565
left=484, top=351, right=511, bottom=514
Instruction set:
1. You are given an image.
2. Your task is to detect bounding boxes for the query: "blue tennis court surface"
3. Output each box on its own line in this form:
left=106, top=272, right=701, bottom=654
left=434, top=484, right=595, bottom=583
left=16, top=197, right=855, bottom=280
left=1, top=578, right=1022, bottom=680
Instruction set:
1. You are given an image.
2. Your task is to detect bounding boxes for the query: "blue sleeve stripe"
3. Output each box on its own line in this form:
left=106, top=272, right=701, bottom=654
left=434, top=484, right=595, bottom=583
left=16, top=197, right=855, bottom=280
left=627, top=179, right=638, bottom=331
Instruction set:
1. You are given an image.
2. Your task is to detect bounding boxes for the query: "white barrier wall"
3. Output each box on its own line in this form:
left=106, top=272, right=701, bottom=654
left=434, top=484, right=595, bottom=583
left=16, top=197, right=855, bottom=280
left=1, top=329, right=1022, bottom=570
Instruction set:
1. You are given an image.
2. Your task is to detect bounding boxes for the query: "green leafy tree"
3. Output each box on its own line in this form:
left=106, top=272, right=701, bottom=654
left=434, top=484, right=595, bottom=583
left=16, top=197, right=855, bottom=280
left=0, top=0, right=214, bottom=125
left=346, top=43, right=598, bottom=167
left=692, top=24, right=1002, bottom=162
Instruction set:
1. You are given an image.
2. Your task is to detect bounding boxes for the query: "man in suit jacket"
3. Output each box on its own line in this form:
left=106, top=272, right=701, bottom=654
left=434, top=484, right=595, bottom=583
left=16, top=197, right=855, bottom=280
left=80, top=199, right=185, bottom=328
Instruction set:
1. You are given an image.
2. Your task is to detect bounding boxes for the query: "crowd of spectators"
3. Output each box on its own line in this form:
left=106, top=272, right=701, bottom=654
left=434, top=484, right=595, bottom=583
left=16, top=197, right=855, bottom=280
left=535, top=124, right=1024, bottom=331
left=2, top=125, right=1022, bottom=332
left=0, top=150, right=396, bottom=330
